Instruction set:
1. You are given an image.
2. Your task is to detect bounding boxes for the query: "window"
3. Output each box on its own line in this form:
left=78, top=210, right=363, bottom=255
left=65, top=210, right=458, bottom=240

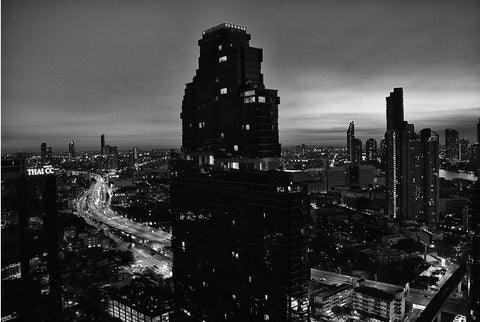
left=258, top=96, right=266, bottom=103
left=218, top=44, right=222, bottom=51
left=242, top=90, right=255, bottom=97
left=234, top=145, right=238, bottom=151
left=181, top=241, right=186, bottom=251
left=245, top=124, right=250, bottom=130
left=243, top=96, right=255, bottom=104
left=220, top=132, right=225, bottom=139
left=215, top=77, right=219, bottom=83
left=199, top=122, right=205, bottom=128
left=219, top=56, right=227, bottom=63
left=220, top=87, right=228, bottom=94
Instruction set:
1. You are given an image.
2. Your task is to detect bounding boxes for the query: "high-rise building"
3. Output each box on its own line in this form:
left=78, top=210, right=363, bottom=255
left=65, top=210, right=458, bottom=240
left=384, top=88, right=439, bottom=223
left=445, top=129, right=459, bottom=161
left=385, top=88, right=407, bottom=220
left=1, top=159, right=61, bottom=320
left=477, top=118, right=480, bottom=143
left=101, top=134, right=105, bottom=155
left=69, top=140, right=75, bottom=159
left=41, top=142, right=47, bottom=162
left=466, top=183, right=480, bottom=321
left=365, top=138, right=377, bottom=162
left=419, top=129, right=439, bottom=224
left=172, top=23, right=310, bottom=321
left=180, top=23, right=280, bottom=171
left=347, top=121, right=355, bottom=162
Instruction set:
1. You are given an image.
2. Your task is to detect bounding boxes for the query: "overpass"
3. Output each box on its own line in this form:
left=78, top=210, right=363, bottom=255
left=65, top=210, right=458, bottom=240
left=417, top=261, right=467, bottom=321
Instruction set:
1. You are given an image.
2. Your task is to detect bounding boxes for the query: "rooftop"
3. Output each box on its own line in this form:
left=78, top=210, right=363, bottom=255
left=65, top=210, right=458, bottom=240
left=202, top=23, right=246, bottom=36
left=354, top=285, right=397, bottom=302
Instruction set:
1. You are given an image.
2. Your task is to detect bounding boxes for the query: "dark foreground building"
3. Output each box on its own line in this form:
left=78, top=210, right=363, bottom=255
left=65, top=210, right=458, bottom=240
left=1, top=158, right=61, bottom=321
left=171, top=23, right=310, bottom=321
left=467, top=183, right=480, bottom=321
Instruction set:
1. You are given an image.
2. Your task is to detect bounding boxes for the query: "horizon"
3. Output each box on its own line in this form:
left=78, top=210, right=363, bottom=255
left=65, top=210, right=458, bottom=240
left=2, top=0, right=479, bottom=153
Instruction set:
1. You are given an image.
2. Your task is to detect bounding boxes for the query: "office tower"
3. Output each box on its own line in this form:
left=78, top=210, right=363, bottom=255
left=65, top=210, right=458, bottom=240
left=419, top=129, right=439, bottom=224
left=445, top=129, right=459, bottom=161
left=69, top=140, right=75, bottom=159
left=41, top=142, right=47, bottom=162
left=46, top=147, right=53, bottom=163
left=105, top=145, right=111, bottom=155
left=180, top=23, right=280, bottom=171
left=347, top=121, right=355, bottom=162
left=466, top=183, right=480, bottom=321
left=379, top=138, right=386, bottom=165
left=172, top=23, right=310, bottom=321
left=353, top=138, right=362, bottom=163
left=101, top=133, right=105, bottom=155
left=1, top=159, right=61, bottom=320
left=459, top=138, right=469, bottom=161
left=365, top=138, right=377, bottom=162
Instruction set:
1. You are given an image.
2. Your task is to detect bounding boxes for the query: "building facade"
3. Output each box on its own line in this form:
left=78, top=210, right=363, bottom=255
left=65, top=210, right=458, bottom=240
left=445, top=129, right=459, bottom=161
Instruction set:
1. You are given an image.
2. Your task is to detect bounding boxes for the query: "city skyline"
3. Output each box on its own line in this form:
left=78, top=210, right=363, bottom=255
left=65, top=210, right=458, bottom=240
left=2, top=0, right=480, bottom=153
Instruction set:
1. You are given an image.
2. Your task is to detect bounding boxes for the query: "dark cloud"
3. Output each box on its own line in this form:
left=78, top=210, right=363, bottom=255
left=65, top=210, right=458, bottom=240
left=2, top=0, right=479, bottom=153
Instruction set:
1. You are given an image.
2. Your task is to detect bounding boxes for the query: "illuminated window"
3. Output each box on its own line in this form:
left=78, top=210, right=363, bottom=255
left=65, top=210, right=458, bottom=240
left=215, top=77, right=219, bottom=83
left=245, top=124, right=250, bottom=130
left=242, top=90, right=255, bottom=97
left=264, top=315, right=270, bottom=321
left=258, top=96, right=266, bottom=103
left=181, top=241, right=185, bottom=251
left=220, top=132, right=225, bottom=139
left=234, top=145, right=238, bottom=151
left=243, top=96, right=255, bottom=103
left=219, top=56, right=227, bottom=63
left=215, top=96, right=219, bottom=101
left=220, top=88, right=228, bottom=94
left=218, top=44, right=222, bottom=51
left=199, top=122, right=205, bottom=128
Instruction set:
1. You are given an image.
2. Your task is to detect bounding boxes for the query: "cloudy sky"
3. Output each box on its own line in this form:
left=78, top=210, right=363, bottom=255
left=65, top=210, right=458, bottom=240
left=2, top=0, right=479, bottom=153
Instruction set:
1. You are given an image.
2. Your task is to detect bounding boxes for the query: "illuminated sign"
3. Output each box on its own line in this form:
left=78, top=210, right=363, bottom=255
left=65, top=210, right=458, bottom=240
left=27, top=166, right=56, bottom=176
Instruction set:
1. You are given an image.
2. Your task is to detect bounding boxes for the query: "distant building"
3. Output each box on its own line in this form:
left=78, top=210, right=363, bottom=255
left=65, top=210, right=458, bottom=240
left=353, top=138, right=363, bottom=163
left=445, top=128, right=459, bottom=161
left=68, top=140, right=75, bottom=159
left=41, top=142, right=47, bottom=162
left=101, top=134, right=105, bottom=155
left=459, top=138, right=469, bottom=161
left=132, top=147, right=139, bottom=166
left=347, top=121, right=355, bottom=162
left=366, top=138, right=378, bottom=162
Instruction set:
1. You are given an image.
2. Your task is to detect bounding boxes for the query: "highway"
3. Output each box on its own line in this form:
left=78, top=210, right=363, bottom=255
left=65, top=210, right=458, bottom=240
left=74, top=174, right=172, bottom=276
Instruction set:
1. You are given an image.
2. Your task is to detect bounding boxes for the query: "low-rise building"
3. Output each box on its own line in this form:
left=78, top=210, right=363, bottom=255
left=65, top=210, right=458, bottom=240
left=353, top=282, right=405, bottom=321
left=309, top=282, right=352, bottom=317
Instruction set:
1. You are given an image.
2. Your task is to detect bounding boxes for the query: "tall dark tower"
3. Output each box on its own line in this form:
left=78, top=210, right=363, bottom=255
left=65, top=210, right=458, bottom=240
left=386, top=87, right=404, bottom=131
left=181, top=23, right=280, bottom=170
left=445, top=129, right=459, bottom=161
left=385, top=88, right=406, bottom=220
left=101, top=134, right=105, bottom=155
left=172, top=24, right=310, bottom=322
left=467, top=183, right=480, bottom=321
left=347, top=121, right=355, bottom=162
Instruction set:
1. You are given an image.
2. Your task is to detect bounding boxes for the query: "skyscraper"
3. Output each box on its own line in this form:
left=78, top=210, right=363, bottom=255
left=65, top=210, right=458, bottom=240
left=385, top=88, right=439, bottom=223
left=466, top=183, right=480, bottom=321
left=172, top=23, right=310, bottom=321
left=459, top=138, right=469, bottom=161
left=132, top=147, right=139, bottom=166
left=180, top=23, right=280, bottom=170
left=69, top=140, right=75, bottom=159
left=445, top=129, right=459, bottom=161
left=419, top=129, right=439, bottom=224
left=365, top=138, right=377, bottom=162
left=347, top=121, right=355, bottom=162
left=101, top=134, right=105, bottom=155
